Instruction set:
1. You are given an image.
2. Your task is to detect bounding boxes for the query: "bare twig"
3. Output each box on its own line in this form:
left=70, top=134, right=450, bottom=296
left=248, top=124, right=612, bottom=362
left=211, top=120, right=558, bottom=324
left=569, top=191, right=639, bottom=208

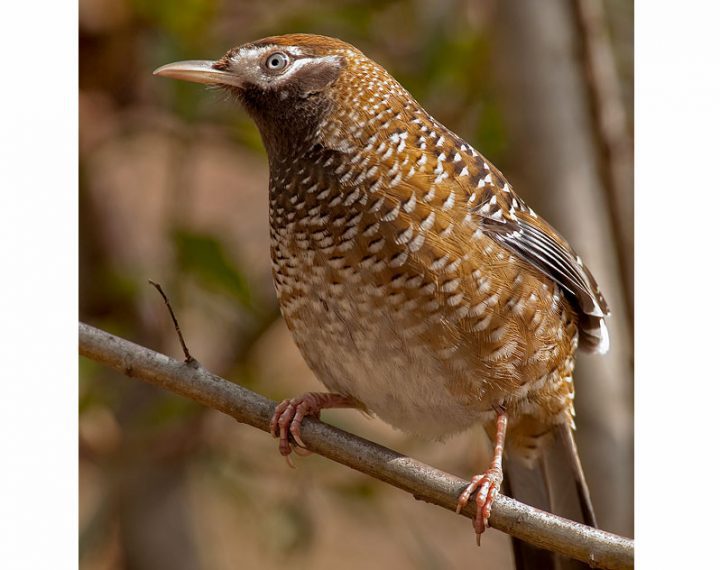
left=148, top=279, right=197, bottom=366
left=78, top=321, right=634, bottom=569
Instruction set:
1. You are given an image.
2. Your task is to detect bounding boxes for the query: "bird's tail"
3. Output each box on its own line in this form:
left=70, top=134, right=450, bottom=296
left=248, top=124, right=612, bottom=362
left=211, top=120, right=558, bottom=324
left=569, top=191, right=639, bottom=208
left=503, top=422, right=596, bottom=570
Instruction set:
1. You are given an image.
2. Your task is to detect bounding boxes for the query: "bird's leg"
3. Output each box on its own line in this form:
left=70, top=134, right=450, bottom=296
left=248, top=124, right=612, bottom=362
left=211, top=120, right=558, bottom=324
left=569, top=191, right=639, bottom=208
left=270, top=392, right=360, bottom=467
left=456, top=406, right=508, bottom=545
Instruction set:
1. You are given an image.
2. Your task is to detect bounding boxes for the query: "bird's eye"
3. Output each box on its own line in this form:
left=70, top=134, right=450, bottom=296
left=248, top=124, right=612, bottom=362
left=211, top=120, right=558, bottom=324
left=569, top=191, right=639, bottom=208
left=265, top=52, right=290, bottom=72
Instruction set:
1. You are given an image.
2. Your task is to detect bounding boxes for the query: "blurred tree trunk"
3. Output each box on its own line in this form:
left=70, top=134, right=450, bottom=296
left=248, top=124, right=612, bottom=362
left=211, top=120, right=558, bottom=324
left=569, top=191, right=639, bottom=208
left=488, top=0, right=634, bottom=537
left=114, top=434, right=200, bottom=570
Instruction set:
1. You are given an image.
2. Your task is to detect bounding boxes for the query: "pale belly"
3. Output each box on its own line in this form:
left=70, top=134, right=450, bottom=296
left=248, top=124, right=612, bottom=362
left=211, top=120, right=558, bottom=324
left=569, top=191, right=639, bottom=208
left=278, top=285, right=497, bottom=439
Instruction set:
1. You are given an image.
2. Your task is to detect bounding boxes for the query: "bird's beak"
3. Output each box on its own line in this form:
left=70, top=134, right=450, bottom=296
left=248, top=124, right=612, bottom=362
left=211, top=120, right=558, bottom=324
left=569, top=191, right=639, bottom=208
left=153, top=60, right=244, bottom=88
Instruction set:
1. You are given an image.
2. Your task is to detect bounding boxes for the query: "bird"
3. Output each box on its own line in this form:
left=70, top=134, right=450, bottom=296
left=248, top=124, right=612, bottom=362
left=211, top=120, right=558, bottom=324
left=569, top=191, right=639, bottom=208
left=155, top=33, right=610, bottom=552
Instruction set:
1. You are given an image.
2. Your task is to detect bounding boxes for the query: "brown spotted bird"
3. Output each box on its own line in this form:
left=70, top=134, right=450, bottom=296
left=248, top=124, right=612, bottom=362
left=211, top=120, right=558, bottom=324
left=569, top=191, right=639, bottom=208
left=155, top=34, right=609, bottom=546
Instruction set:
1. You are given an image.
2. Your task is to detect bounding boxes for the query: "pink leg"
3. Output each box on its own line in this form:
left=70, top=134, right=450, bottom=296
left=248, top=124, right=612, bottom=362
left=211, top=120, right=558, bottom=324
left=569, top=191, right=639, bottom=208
left=456, top=408, right=508, bottom=545
left=269, top=392, right=360, bottom=467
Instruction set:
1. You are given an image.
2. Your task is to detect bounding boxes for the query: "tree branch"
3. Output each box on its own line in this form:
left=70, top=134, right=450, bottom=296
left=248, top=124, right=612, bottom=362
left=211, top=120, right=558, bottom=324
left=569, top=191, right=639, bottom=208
left=79, top=322, right=633, bottom=569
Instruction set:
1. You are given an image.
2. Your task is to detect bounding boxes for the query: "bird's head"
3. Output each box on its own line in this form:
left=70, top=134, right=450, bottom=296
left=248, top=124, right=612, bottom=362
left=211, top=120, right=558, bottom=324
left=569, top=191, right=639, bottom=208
left=155, top=34, right=381, bottom=156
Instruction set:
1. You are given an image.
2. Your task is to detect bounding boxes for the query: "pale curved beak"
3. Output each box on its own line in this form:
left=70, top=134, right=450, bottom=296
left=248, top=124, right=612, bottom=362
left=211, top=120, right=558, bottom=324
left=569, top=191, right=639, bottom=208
left=153, top=60, right=243, bottom=88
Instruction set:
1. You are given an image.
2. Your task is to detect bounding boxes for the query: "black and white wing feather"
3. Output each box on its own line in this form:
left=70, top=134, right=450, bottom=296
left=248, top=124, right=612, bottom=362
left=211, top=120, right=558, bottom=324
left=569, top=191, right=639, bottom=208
left=472, top=181, right=610, bottom=354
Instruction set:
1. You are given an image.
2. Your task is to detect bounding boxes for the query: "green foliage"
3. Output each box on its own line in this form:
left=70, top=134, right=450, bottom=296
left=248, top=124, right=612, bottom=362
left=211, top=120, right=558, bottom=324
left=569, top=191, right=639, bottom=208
left=173, top=229, right=254, bottom=309
left=132, top=0, right=217, bottom=45
left=274, top=0, right=387, bottom=38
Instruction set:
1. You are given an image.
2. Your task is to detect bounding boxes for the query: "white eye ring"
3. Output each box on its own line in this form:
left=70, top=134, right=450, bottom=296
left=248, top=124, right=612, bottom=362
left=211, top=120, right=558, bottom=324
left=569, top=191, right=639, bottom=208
left=265, top=52, right=290, bottom=72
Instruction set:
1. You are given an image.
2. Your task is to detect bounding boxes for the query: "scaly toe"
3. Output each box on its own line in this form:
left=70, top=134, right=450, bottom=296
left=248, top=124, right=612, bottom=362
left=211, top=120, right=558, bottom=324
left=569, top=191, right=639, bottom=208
left=456, top=472, right=486, bottom=514
left=270, top=399, right=292, bottom=438
left=457, top=469, right=503, bottom=543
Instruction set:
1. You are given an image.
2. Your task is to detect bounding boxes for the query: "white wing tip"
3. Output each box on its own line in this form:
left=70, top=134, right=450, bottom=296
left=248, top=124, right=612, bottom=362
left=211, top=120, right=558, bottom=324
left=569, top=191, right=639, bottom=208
left=580, top=316, right=610, bottom=354
left=595, top=319, right=610, bottom=354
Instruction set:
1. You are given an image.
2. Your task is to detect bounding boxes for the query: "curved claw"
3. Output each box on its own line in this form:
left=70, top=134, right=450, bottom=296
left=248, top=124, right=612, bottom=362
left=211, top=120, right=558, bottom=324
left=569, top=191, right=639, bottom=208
left=268, top=395, right=322, bottom=465
left=285, top=454, right=296, bottom=469
left=290, top=400, right=311, bottom=449
left=293, top=446, right=314, bottom=457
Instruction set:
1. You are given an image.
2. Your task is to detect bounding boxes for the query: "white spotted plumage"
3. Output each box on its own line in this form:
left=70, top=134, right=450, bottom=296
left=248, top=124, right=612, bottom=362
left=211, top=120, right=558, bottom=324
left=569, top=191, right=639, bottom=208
left=230, top=34, right=614, bottom=452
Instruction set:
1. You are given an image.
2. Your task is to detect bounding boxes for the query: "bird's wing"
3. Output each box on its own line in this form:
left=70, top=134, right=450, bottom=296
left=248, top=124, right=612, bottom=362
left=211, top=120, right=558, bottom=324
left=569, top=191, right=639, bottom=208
left=469, top=179, right=609, bottom=318
left=464, top=168, right=611, bottom=353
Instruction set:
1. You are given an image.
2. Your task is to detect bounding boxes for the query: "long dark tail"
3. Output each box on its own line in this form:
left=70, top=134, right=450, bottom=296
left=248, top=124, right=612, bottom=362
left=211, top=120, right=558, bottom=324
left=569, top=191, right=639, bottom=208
left=503, top=423, right=596, bottom=569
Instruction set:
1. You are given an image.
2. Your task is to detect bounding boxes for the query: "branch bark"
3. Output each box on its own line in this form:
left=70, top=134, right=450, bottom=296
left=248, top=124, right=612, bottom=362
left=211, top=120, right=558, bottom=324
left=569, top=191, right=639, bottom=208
left=79, top=321, right=634, bottom=569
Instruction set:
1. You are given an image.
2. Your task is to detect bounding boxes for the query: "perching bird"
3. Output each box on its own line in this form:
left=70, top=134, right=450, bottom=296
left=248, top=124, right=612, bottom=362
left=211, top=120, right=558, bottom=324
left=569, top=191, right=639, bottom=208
left=155, top=34, right=609, bottom=552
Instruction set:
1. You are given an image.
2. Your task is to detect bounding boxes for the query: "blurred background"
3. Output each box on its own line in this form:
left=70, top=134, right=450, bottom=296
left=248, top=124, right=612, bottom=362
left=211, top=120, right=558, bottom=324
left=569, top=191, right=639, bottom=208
left=79, top=0, right=633, bottom=568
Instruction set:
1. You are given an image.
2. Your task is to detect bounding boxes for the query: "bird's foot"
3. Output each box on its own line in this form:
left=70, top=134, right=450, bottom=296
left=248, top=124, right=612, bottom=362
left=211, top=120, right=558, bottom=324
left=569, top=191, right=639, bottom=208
left=269, top=392, right=357, bottom=467
left=456, top=466, right=504, bottom=545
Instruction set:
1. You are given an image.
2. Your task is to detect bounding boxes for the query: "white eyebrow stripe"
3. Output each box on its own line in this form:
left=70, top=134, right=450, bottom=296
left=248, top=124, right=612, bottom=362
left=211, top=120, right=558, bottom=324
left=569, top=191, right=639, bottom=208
left=283, top=46, right=305, bottom=57
left=235, top=47, right=341, bottom=79
left=233, top=46, right=270, bottom=62
left=238, top=44, right=307, bottom=56
left=277, top=55, right=340, bottom=80
left=235, top=42, right=336, bottom=60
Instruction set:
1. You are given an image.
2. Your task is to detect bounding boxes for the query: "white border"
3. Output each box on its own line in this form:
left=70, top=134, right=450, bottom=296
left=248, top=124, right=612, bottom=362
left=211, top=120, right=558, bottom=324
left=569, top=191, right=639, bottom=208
left=0, top=1, right=77, bottom=567
left=636, top=0, right=720, bottom=566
